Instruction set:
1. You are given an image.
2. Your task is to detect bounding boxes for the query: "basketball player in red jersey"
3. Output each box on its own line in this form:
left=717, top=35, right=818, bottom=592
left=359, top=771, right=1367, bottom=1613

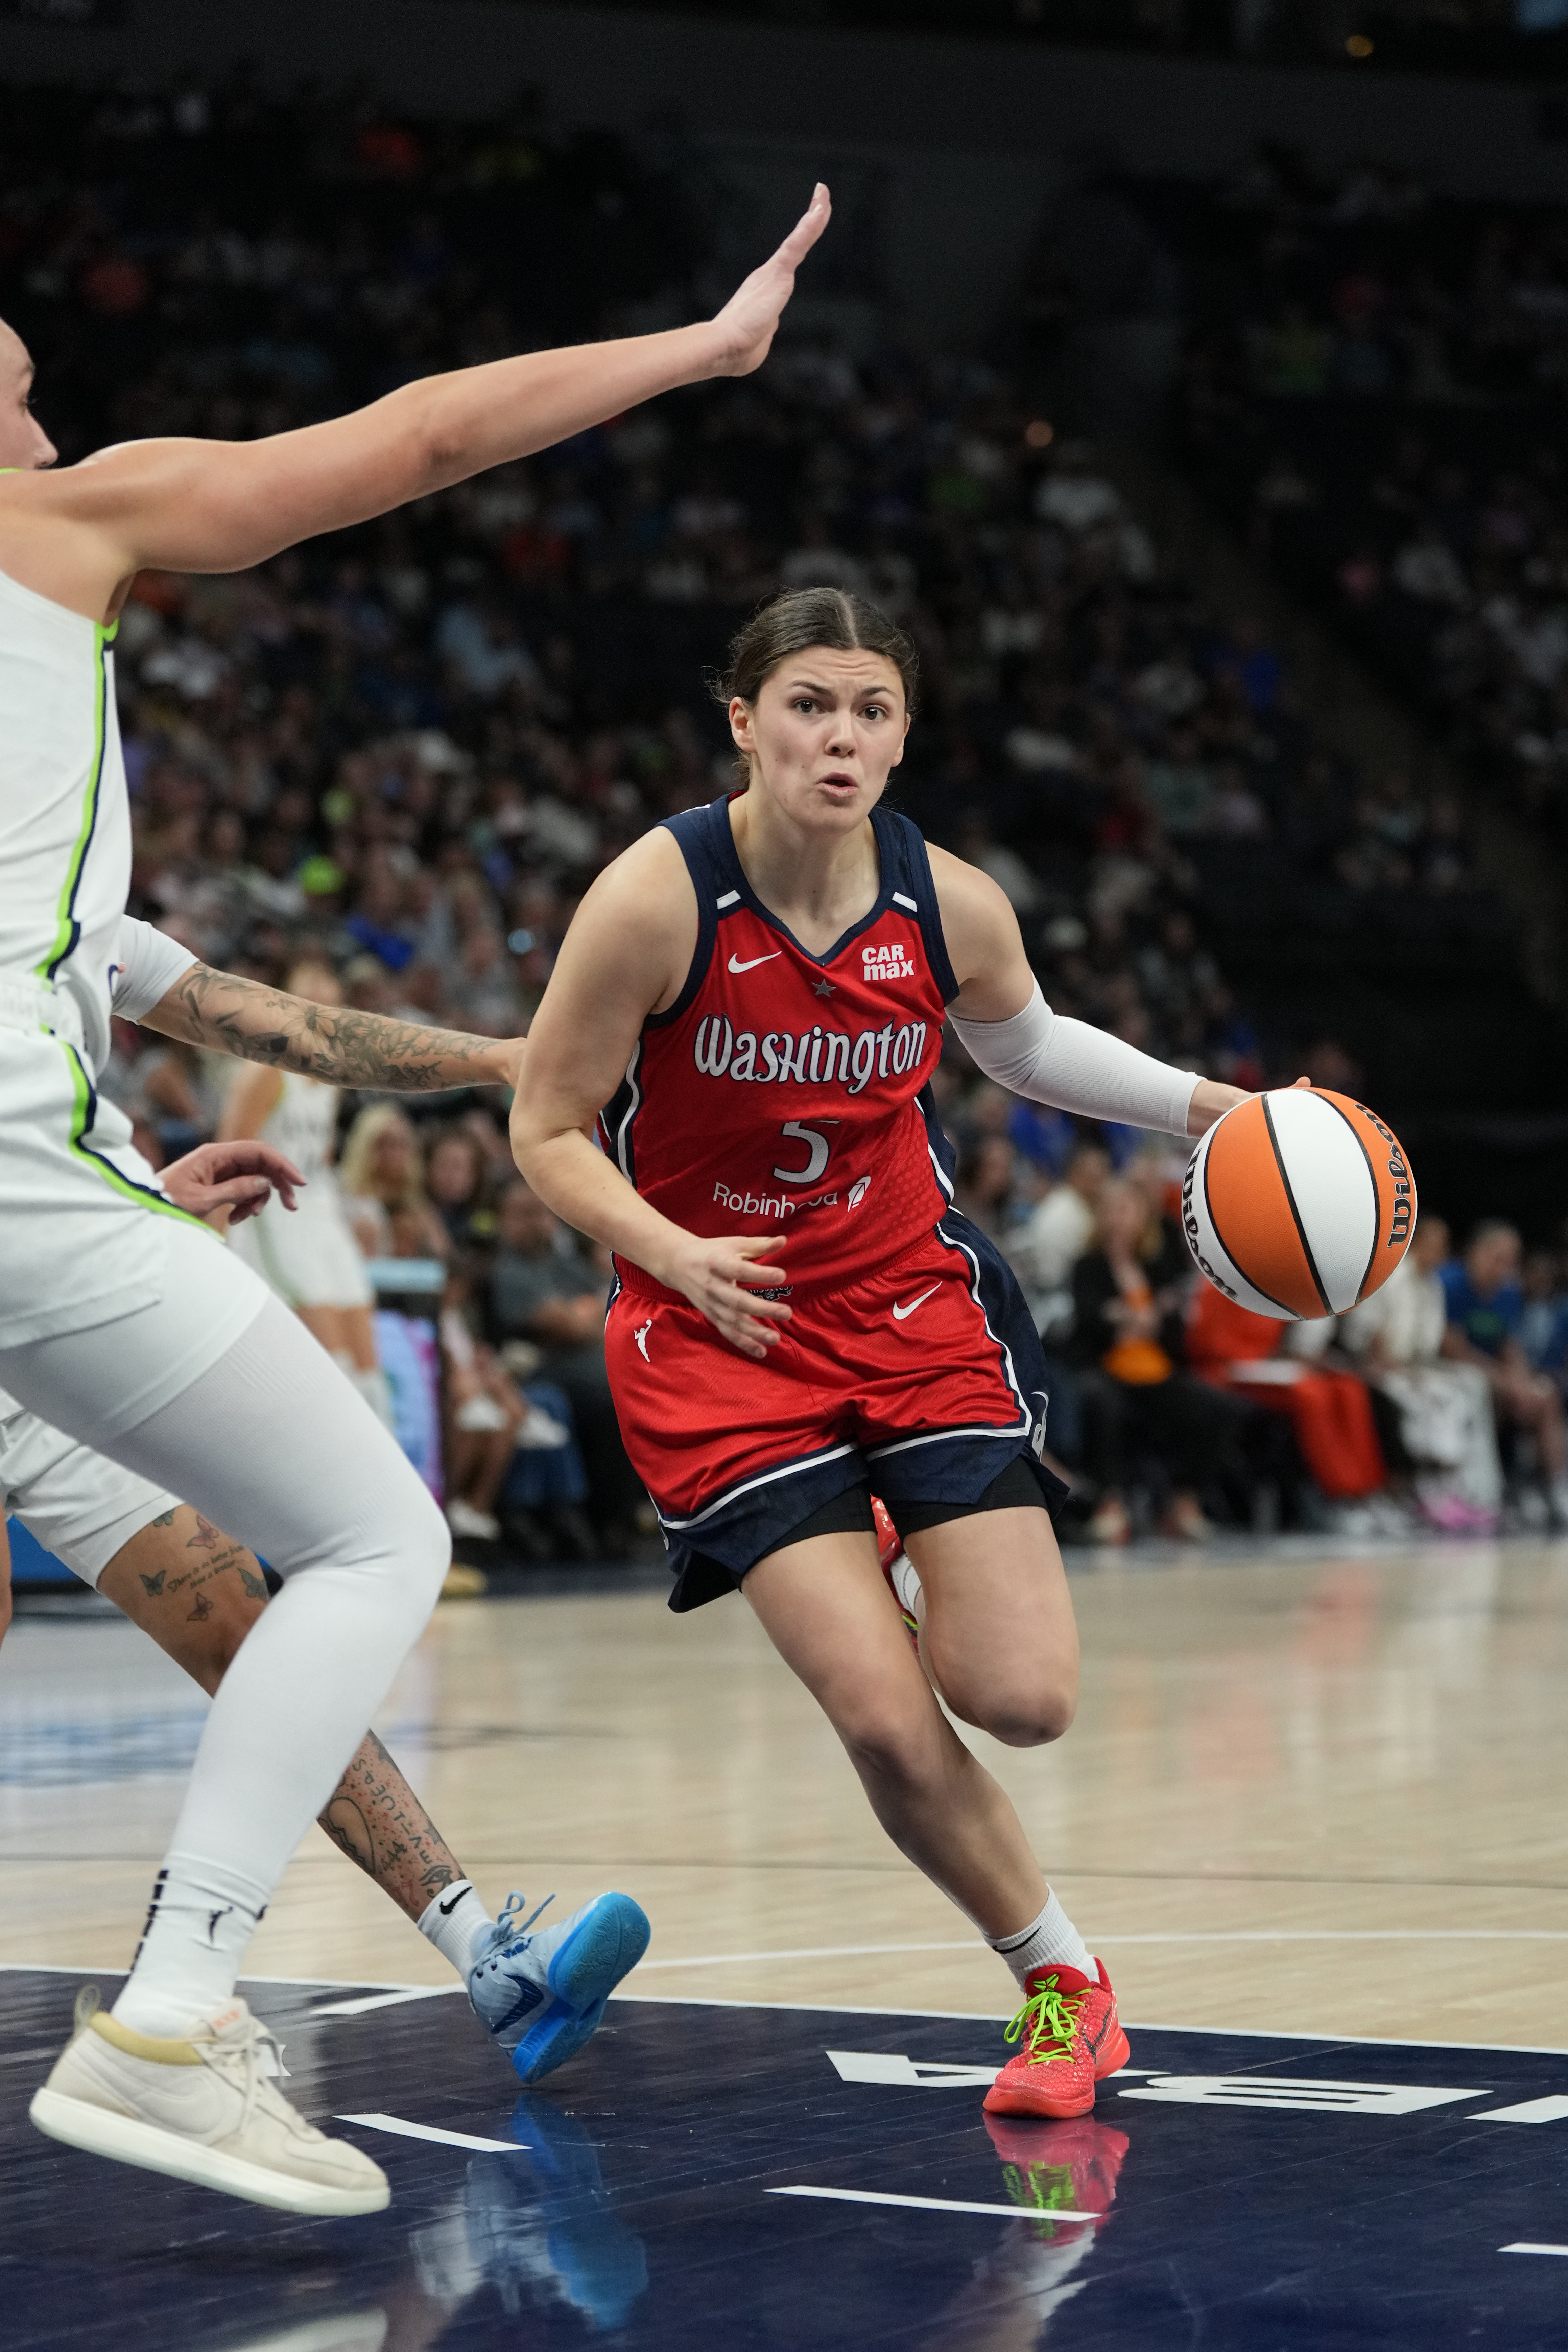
left=512, top=586, right=1251, bottom=2119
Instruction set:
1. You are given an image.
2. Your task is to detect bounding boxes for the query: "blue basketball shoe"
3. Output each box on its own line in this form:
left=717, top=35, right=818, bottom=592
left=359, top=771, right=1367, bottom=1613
left=467, top=1890, right=650, bottom=2084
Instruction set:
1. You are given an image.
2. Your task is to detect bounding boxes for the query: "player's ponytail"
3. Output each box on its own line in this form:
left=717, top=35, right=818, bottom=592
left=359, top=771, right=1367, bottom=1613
left=711, top=587, right=920, bottom=719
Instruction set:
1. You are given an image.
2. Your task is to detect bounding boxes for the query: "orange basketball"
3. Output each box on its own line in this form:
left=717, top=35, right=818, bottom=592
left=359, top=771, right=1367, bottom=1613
left=1181, top=1088, right=1416, bottom=1320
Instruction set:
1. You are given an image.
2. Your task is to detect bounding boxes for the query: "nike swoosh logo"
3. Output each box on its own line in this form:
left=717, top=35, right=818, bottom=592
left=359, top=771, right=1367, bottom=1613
left=728, top=951, right=782, bottom=973
left=892, top=1284, right=941, bottom=1322
left=437, top=1888, right=469, bottom=1916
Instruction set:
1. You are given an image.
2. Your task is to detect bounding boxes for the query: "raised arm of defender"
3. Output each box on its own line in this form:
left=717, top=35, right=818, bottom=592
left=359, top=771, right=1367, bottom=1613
left=0, top=189, right=829, bottom=624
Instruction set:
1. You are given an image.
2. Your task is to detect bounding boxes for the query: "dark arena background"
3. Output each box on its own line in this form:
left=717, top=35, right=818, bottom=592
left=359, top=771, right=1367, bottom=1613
left=4, top=3, right=1568, bottom=2347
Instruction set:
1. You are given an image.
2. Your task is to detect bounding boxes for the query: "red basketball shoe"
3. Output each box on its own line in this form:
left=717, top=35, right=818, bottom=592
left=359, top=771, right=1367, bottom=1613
left=982, top=2111, right=1130, bottom=2236
left=983, top=1960, right=1130, bottom=2121
left=873, top=1496, right=920, bottom=1651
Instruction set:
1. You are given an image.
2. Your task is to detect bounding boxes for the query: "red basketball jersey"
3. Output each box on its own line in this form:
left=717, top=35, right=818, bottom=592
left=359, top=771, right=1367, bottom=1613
left=599, top=796, right=959, bottom=1295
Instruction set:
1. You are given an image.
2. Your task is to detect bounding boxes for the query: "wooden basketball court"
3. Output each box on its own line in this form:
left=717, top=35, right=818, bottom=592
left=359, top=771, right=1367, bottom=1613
left=6, top=1534, right=1566, bottom=2043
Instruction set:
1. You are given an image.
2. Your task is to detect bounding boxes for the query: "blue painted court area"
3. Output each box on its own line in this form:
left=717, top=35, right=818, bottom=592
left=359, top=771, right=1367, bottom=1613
left=4, top=1972, right=1568, bottom=2349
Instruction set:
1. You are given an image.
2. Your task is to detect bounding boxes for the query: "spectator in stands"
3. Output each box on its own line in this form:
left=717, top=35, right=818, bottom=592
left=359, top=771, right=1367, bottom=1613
left=1186, top=1280, right=1391, bottom=1528
left=340, top=1104, right=450, bottom=1265
left=488, top=1179, right=643, bottom=1551
left=1008, top=1142, right=1112, bottom=1339
left=1067, top=1178, right=1239, bottom=1545
left=1441, top=1221, right=1568, bottom=1525
left=425, top=1127, right=498, bottom=1259
left=1522, top=1249, right=1568, bottom=1401
left=1340, top=1216, right=1502, bottom=1531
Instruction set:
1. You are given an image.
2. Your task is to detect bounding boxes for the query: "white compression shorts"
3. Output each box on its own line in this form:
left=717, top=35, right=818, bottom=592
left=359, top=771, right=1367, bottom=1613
left=948, top=980, right=1198, bottom=1138
left=0, top=1389, right=177, bottom=1587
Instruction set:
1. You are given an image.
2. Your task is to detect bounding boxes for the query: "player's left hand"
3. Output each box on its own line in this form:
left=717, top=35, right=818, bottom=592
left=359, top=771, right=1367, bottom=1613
left=708, top=184, right=832, bottom=378
left=1188, top=1074, right=1310, bottom=1136
left=161, top=1138, right=306, bottom=1225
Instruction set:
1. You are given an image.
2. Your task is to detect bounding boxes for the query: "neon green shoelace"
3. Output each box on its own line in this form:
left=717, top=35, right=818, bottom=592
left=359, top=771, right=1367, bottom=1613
left=1002, top=1974, right=1084, bottom=2068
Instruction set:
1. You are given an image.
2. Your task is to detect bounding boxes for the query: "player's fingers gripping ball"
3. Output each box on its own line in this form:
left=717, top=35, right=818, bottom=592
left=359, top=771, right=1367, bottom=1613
left=1182, top=1087, right=1416, bottom=1320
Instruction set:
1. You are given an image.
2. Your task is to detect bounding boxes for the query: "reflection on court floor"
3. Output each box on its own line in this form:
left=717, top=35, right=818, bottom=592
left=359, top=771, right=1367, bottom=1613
left=4, top=1971, right=1568, bottom=2349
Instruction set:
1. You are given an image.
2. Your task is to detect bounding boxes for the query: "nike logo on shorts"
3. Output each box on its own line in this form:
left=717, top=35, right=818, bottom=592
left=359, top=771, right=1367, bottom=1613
left=728, top=951, right=782, bottom=973
left=891, top=1284, right=941, bottom=1322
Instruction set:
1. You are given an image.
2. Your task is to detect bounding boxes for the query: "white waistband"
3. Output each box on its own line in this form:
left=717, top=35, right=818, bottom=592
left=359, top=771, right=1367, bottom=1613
left=0, top=974, right=86, bottom=1051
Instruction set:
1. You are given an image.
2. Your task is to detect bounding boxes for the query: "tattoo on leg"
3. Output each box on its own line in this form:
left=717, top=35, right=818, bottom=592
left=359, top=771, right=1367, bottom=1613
left=320, top=1797, right=375, bottom=1873
left=187, top=1590, right=213, bottom=1623
left=238, top=1565, right=268, bottom=1600
left=150, top=1511, right=176, bottom=1528
left=316, top=1727, right=467, bottom=1922
left=186, top=1515, right=222, bottom=1553
left=139, top=1569, right=167, bottom=1597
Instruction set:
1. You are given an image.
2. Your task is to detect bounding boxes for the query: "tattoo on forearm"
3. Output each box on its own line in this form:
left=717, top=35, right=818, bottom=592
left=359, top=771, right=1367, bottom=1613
left=163, top=964, right=505, bottom=1092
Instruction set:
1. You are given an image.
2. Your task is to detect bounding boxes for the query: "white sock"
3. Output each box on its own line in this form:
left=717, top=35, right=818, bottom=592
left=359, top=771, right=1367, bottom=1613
left=987, top=1889, right=1094, bottom=1990
left=889, top=1548, right=923, bottom=1624
left=113, top=1855, right=268, bottom=2037
left=416, top=1879, right=495, bottom=1976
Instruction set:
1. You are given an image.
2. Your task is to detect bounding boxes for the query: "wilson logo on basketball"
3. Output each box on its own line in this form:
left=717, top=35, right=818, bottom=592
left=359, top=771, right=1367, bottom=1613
left=1182, top=1086, right=1417, bottom=1322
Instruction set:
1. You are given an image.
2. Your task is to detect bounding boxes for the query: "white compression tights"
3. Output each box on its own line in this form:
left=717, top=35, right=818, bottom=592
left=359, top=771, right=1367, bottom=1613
left=0, top=1228, right=450, bottom=2030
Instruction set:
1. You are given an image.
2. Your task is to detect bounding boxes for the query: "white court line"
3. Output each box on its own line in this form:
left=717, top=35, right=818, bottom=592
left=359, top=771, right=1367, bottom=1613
left=770, top=2185, right=1099, bottom=2221
left=638, top=1931, right=1568, bottom=1971
left=1501, top=2243, right=1568, bottom=2257
left=338, top=2111, right=526, bottom=2154
left=6, top=1961, right=1568, bottom=2055
left=313, top=1986, right=467, bottom=2018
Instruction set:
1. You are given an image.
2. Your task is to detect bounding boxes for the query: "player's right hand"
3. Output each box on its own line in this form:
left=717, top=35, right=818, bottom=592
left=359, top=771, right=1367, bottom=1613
left=708, top=185, right=831, bottom=378
left=662, top=1233, right=792, bottom=1360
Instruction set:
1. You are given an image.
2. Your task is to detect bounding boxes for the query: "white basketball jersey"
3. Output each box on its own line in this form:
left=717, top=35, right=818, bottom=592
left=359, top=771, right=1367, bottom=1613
left=257, top=1069, right=341, bottom=1192
left=0, top=566, right=130, bottom=1079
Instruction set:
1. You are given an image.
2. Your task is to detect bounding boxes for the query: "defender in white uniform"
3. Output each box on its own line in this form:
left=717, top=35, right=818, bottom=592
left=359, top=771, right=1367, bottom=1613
left=0, top=182, right=831, bottom=2213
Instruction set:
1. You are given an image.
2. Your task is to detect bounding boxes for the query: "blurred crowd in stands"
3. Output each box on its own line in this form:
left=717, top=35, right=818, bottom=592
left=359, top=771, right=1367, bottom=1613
left=1172, top=145, right=1568, bottom=851
left=4, top=77, right=1559, bottom=1555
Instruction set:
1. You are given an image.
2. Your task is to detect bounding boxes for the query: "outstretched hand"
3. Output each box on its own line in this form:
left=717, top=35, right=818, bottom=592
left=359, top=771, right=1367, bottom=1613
left=709, top=184, right=832, bottom=378
left=161, top=1138, right=306, bottom=1226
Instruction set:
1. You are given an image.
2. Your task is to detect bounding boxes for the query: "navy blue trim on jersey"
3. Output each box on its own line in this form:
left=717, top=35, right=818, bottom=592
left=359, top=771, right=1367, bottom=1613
left=657, top=792, right=961, bottom=991
left=599, top=1038, right=644, bottom=1188
left=894, top=813, right=960, bottom=1004
left=662, top=1204, right=1066, bottom=1613
left=647, top=803, right=724, bottom=1032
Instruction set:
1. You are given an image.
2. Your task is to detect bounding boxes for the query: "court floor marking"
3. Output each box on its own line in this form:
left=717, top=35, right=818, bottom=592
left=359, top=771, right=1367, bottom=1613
left=635, top=1930, right=1568, bottom=1972
left=7, top=1963, right=1568, bottom=2055
left=1502, top=2243, right=1568, bottom=2257
left=769, top=2185, right=1101, bottom=2222
left=337, top=2111, right=526, bottom=2154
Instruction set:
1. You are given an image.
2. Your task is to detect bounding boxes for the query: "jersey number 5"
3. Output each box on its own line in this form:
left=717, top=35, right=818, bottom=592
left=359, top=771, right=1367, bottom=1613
left=772, top=1118, right=839, bottom=1186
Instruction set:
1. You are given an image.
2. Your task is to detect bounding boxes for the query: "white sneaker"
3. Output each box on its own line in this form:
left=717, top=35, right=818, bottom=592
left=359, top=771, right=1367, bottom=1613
left=29, top=1989, right=389, bottom=2216
left=447, top=1498, right=501, bottom=1541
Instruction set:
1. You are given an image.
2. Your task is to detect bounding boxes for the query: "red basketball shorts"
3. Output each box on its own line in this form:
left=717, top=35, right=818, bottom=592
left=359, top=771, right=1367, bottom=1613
left=604, top=1210, right=1059, bottom=1606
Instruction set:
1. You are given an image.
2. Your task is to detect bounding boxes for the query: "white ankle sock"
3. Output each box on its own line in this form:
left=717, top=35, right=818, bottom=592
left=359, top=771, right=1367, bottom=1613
left=888, top=1549, right=923, bottom=1623
left=113, top=1855, right=268, bottom=2037
left=987, top=1889, right=1093, bottom=1990
left=417, top=1880, right=495, bottom=1976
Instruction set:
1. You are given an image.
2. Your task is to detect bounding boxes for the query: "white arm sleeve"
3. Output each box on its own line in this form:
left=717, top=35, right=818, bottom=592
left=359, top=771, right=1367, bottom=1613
left=111, top=915, right=199, bottom=1022
left=949, top=981, right=1198, bottom=1139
